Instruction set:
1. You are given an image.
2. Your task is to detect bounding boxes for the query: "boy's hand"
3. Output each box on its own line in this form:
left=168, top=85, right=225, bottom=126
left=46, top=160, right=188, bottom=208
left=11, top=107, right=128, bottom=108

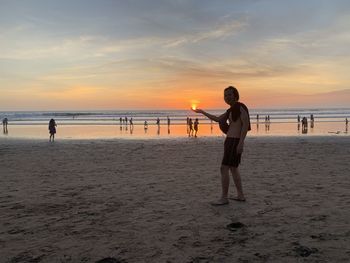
left=191, top=108, right=203, bottom=114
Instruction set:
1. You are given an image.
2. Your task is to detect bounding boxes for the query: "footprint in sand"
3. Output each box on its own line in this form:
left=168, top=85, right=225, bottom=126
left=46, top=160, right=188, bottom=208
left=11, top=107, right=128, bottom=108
left=95, top=257, right=124, bottom=263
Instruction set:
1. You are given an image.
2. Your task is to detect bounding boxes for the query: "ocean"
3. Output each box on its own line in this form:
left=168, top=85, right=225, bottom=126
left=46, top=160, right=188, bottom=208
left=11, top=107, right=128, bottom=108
left=1, top=108, right=349, bottom=139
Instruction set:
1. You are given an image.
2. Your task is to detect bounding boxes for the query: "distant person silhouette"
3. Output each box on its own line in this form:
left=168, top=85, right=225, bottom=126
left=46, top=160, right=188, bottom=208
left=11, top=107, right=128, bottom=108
left=48, top=119, right=57, bottom=142
left=186, top=117, right=190, bottom=134
left=144, top=121, right=148, bottom=133
left=2, top=117, right=8, bottom=134
left=156, top=117, right=160, bottom=126
left=297, top=115, right=300, bottom=123
left=167, top=116, right=170, bottom=126
left=125, top=117, right=128, bottom=126
left=346, top=118, right=349, bottom=134
left=188, top=118, right=194, bottom=137
left=119, top=117, right=122, bottom=126
left=192, top=86, right=250, bottom=205
left=194, top=118, right=199, bottom=137
left=302, top=117, right=308, bottom=134
left=256, top=114, right=259, bottom=122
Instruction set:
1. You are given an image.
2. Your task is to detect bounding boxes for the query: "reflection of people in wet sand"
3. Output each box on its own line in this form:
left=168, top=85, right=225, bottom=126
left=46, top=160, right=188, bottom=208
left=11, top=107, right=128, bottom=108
left=167, top=116, right=171, bottom=134
left=157, top=123, right=160, bottom=135
left=188, top=118, right=193, bottom=137
left=264, top=115, right=270, bottom=131
left=192, top=86, right=250, bottom=205
left=3, top=117, right=8, bottom=134
left=49, top=119, right=57, bottom=142
left=193, top=118, right=199, bottom=137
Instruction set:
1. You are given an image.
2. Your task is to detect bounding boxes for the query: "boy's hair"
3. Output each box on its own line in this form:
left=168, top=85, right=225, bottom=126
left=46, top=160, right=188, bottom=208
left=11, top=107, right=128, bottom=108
left=225, top=86, right=239, bottom=101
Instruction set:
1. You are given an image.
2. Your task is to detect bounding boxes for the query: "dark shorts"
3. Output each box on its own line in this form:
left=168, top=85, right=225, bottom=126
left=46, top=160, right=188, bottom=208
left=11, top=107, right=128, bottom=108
left=222, top=137, right=241, bottom=167
left=49, top=128, right=56, bottom=134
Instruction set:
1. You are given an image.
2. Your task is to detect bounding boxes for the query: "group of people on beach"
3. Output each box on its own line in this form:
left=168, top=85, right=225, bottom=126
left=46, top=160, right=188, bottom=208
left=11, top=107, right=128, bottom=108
left=118, top=116, right=174, bottom=135
left=187, top=117, right=199, bottom=137
left=297, top=114, right=315, bottom=134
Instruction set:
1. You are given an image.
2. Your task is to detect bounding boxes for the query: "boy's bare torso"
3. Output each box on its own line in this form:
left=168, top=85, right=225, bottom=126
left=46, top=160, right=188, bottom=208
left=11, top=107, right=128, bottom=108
left=226, top=107, right=249, bottom=138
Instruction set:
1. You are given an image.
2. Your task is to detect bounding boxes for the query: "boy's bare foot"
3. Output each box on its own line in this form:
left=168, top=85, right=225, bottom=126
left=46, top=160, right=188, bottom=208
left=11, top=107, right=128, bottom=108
left=229, top=197, right=246, bottom=202
left=211, top=198, right=229, bottom=206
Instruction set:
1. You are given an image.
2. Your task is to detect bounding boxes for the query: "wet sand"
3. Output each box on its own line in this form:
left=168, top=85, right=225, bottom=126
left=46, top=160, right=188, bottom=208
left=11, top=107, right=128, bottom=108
left=0, top=136, right=350, bottom=262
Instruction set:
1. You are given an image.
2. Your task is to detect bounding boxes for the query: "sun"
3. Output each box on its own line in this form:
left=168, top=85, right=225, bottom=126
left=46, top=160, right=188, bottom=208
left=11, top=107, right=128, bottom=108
left=190, top=100, right=200, bottom=110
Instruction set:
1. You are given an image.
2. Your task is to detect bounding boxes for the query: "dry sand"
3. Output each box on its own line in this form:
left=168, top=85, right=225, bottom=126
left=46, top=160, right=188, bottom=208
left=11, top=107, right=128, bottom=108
left=0, top=136, right=349, bottom=263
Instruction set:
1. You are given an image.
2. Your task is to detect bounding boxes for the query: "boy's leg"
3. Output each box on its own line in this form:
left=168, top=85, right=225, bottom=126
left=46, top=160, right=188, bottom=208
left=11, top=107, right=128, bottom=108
left=220, top=165, right=230, bottom=200
left=230, top=167, right=245, bottom=200
left=211, top=165, right=230, bottom=205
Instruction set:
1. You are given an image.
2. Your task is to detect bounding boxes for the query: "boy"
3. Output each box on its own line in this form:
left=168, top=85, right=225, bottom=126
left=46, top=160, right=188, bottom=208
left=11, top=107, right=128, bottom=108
left=192, top=86, right=250, bottom=205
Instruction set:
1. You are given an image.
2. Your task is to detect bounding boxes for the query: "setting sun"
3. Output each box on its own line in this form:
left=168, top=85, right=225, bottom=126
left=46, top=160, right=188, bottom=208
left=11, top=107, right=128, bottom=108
left=190, top=99, right=200, bottom=110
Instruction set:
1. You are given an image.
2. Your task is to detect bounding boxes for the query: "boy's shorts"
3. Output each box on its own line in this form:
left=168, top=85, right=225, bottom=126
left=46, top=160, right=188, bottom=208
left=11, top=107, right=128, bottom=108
left=222, top=137, right=241, bottom=167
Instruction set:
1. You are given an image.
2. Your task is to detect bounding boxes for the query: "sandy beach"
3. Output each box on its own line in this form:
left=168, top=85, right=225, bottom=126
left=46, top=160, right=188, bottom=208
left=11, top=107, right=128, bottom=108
left=1, top=136, right=349, bottom=263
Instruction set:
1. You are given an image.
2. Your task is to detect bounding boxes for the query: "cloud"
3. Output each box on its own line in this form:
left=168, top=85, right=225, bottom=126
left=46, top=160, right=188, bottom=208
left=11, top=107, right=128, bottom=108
left=164, top=19, right=247, bottom=47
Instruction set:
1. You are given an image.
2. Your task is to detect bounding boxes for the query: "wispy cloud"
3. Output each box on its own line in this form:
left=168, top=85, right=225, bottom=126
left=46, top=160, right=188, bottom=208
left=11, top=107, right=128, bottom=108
left=164, top=19, right=247, bottom=47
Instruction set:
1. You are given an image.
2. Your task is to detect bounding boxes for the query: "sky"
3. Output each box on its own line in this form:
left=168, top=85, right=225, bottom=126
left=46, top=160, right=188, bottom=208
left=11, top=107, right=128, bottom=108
left=1, top=0, right=350, bottom=110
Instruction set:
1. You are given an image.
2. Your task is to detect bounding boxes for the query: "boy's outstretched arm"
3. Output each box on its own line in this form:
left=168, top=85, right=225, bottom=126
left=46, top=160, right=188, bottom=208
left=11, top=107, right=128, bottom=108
left=191, top=108, right=226, bottom=122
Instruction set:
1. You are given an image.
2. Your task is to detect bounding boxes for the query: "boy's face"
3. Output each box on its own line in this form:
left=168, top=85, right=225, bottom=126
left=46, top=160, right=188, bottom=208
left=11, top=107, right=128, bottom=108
left=224, top=89, right=237, bottom=105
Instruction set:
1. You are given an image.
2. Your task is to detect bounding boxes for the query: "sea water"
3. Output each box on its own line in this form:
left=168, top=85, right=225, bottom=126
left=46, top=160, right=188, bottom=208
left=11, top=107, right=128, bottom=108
left=0, top=108, right=349, bottom=139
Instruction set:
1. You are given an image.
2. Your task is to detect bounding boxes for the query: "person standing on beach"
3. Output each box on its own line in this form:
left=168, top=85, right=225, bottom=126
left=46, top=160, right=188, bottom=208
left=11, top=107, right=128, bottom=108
left=194, top=118, right=199, bottom=137
left=188, top=118, right=194, bottom=137
left=2, top=117, right=8, bottom=134
left=192, top=86, right=250, bottom=205
left=48, top=119, right=57, bottom=142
